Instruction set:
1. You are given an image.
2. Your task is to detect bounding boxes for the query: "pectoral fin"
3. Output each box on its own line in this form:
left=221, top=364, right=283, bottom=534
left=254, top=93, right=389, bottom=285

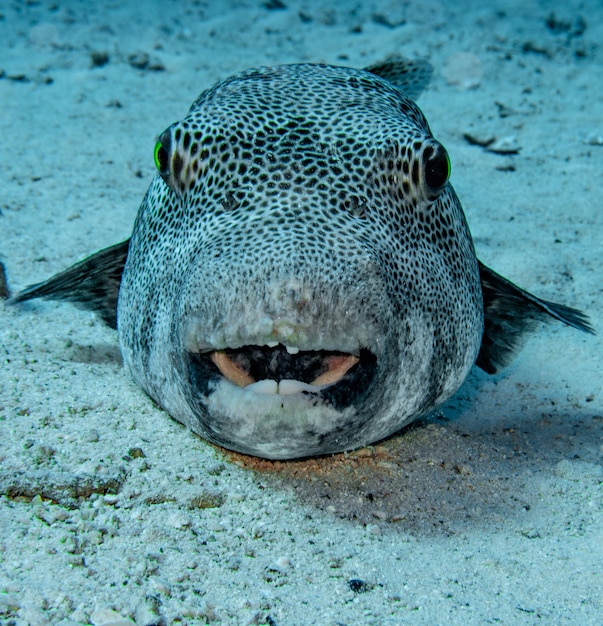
left=9, top=239, right=130, bottom=329
left=476, top=261, right=594, bottom=374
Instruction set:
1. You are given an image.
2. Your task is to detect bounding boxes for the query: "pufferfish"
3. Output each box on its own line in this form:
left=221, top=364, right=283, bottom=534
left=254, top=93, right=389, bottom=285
left=10, top=58, right=593, bottom=459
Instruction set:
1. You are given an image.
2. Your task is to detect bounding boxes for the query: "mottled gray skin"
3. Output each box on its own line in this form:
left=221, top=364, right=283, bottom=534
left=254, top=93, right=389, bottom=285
left=11, top=60, right=593, bottom=460
left=118, top=62, right=482, bottom=459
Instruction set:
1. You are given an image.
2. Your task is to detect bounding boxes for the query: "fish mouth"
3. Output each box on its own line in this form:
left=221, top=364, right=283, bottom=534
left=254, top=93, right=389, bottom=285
left=187, top=344, right=377, bottom=407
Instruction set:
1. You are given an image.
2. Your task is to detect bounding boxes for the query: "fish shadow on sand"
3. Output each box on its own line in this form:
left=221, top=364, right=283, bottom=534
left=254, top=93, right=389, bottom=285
left=225, top=368, right=601, bottom=536
left=35, top=324, right=599, bottom=536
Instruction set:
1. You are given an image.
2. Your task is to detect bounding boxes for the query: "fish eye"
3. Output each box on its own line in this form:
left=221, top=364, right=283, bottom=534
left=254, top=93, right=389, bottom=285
left=154, top=140, right=169, bottom=175
left=423, top=142, right=450, bottom=192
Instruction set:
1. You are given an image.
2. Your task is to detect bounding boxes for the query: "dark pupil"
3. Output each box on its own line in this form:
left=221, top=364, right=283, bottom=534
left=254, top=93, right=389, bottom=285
left=424, top=144, right=449, bottom=190
left=157, top=145, right=169, bottom=172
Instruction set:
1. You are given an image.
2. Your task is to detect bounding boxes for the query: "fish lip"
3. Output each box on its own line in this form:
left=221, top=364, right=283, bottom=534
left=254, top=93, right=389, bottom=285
left=209, top=346, right=361, bottom=389
left=185, top=344, right=377, bottom=408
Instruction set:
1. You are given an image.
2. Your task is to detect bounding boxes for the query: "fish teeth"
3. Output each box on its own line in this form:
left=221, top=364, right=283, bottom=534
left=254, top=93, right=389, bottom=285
left=244, top=379, right=321, bottom=395
left=285, top=345, right=299, bottom=355
left=278, top=379, right=320, bottom=395
left=246, top=380, right=278, bottom=394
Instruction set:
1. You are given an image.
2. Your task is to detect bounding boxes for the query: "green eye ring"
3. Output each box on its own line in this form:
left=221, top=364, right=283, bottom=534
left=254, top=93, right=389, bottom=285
left=153, top=140, right=165, bottom=172
left=153, top=141, right=170, bottom=175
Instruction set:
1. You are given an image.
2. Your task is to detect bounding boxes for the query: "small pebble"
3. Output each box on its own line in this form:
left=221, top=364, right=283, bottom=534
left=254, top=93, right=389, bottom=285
left=372, top=5, right=406, bottom=28
left=85, top=429, right=101, bottom=443
left=168, top=512, right=191, bottom=529
left=274, top=556, right=293, bottom=571
left=487, top=136, right=520, bottom=154
left=251, top=524, right=264, bottom=538
left=519, top=527, right=541, bottom=539
left=127, top=52, right=165, bottom=71
left=0, top=594, right=20, bottom=612
left=70, top=609, right=91, bottom=623
left=90, top=51, right=110, bottom=67
left=128, top=52, right=149, bottom=69
left=150, top=578, right=172, bottom=597
left=90, top=608, right=135, bottom=626
left=128, top=447, right=145, bottom=459
left=495, top=159, right=516, bottom=172
left=189, top=491, right=225, bottom=509
left=87, top=530, right=104, bottom=546
left=463, top=131, right=496, bottom=147
left=584, top=131, right=603, bottom=145
left=444, top=52, right=482, bottom=89
left=62, top=534, right=79, bottom=554
left=348, top=578, right=371, bottom=593
left=134, top=603, right=160, bottom=626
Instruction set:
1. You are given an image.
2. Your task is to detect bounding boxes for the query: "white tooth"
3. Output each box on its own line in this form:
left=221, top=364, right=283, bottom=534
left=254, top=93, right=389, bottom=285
left=245, top=379, right=278, bottom=394
left=278, top=379, right=320, bottom=395
left=285, top=345, right=299, bottom=355
left=266, top=341, right=279, bottom=348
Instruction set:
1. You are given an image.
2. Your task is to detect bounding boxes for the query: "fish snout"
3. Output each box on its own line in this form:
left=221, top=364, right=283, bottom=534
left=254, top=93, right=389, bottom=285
left=175, top=246, right=395, bottom=431
left=180, top=244, right=391, bottom=356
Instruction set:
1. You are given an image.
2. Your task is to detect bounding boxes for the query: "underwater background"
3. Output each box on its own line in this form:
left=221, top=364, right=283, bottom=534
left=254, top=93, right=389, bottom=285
left=1, top=1, right=601, bottom=624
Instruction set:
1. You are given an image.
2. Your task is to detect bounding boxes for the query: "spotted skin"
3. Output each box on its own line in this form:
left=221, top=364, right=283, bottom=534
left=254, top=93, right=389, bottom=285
left=114, top=63, right=480, bottom=458
left=11, top=60, right=593, bottom=460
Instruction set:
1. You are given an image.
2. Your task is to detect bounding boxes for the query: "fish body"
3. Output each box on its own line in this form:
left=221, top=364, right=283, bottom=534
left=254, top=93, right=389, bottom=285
left=10, top=59, right=593, bottom=459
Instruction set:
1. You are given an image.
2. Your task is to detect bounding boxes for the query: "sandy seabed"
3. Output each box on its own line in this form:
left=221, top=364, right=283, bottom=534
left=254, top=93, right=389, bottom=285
left=1, top=1, right=602, bottom=624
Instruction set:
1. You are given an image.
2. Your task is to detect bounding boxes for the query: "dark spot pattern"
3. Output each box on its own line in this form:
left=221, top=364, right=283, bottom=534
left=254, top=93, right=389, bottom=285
left=117, top=62, right=483, bottom=459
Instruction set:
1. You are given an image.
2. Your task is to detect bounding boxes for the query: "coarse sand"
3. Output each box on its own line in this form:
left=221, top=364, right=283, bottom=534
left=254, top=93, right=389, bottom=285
left=1, top=1, right=601, bottom=624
